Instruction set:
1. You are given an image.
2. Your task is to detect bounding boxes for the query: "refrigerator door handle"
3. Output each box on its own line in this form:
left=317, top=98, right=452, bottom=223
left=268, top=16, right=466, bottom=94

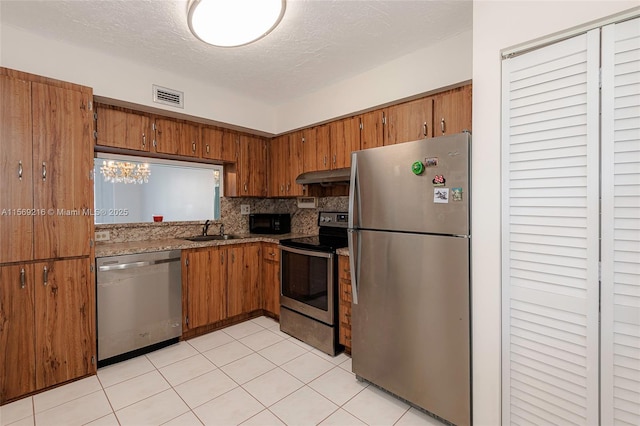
left=348, top=154, right=358, bottom=229
left=348, top=228, right=359, bottom=305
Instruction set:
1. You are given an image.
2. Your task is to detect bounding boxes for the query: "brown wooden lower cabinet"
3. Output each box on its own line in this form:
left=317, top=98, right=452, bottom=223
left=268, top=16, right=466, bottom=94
left=182, top=243, right=263, bottom=335
left=182, top=247, right=226, bottom=330
left=261, top=243, right=280, bottom=318
left=227, top=244, right=261, bottom=317
left=0, top=258, right=95, bottom=404
left=338, top=255, right=352, bottom=353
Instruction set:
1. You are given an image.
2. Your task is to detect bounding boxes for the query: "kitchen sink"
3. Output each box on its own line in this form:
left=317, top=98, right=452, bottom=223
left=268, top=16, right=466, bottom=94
left=184, top=234, right=240, bottom=242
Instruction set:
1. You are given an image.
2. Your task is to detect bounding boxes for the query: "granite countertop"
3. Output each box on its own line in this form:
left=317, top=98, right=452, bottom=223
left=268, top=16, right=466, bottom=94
left=95, top=233, right=310, bottom=257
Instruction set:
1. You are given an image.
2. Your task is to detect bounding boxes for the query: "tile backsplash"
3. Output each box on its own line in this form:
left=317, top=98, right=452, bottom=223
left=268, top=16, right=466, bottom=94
left=96, top=196, right=348, bottom=243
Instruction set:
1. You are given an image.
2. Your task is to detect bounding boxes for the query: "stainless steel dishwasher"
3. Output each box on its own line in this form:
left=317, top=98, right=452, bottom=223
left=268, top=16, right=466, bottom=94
left=96, top=250, right=182, bottom=366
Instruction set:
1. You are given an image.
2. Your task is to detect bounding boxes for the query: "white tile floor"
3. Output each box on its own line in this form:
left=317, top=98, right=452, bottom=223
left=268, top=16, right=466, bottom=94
left=1, top=316, right=445, bottom=426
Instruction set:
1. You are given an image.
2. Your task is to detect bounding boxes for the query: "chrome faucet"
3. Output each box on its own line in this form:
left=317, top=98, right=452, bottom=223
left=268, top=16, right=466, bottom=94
left=202, top=220, right=211, bottom=236
left=219, top=224, right=225, bottom=236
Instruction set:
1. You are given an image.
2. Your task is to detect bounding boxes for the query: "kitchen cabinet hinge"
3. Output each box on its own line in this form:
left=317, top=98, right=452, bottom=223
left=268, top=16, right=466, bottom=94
left=89, top=169, right=94, bottom=180
left=93, top=112, right=98, bottom=121
left=599, top=67, right=602, bottom=89
left=93, top=130, right=98, bottom=140
left=90, top=263, right=95, bottom=273
left=91, top=356, right=96, bottom=365
left=89, top=239, right=94, bottom=248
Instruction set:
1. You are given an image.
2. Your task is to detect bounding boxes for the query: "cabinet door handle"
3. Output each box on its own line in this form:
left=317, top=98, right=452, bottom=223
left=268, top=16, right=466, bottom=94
left=244, top=183, right=248, bottom=192
left=286, top=183, right=290, bottom=192
left=221, top=253, right=224, bottom=265
left=440, top=118, right=446, bottom=135
left=142, top=133, right=146, bottom=148
left=423, top=122, right=428, bottom=137
left=280, top=184, right=284, bottom=193
left=18, top=161, right=23, bottom=180
left=270, top=252, right=275, bottom=256
left=43, top=266, right=48, bottom=286
left=42, top=162, right=47, bottom=181
left=333, top=154, right=336, bottom=165
left=323, top=156, right=327, bottom=166
left=20, top=268, right=26, bottom=289
left=192, top=142, right=196, bottom=153
left=206, top=144, right=210, bottom=154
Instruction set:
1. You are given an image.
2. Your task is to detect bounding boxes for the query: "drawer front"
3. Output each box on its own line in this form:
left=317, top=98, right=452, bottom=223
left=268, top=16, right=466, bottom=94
left=263, top=244, right=280, bottom=262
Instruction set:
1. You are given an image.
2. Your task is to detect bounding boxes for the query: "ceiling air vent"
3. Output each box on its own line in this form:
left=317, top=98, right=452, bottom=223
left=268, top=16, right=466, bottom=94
left=152, top=85, right=184, bottom=108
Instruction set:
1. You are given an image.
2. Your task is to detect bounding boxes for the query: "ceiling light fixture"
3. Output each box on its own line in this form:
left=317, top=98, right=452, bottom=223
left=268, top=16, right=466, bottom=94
left=188, top=0, right=286, bottom=48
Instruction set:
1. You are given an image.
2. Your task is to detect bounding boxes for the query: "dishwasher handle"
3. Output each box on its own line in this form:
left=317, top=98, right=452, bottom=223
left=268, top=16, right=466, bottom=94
left=98, top=257, right=180, bottom=272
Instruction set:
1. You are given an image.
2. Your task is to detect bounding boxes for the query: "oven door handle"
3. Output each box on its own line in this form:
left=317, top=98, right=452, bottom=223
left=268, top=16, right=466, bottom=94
left=278, top=245, right=333, bottom=259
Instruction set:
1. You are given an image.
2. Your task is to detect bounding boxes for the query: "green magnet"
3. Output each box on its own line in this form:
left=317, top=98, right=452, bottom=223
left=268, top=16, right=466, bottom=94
left=411, top=161, right=425, bottom=175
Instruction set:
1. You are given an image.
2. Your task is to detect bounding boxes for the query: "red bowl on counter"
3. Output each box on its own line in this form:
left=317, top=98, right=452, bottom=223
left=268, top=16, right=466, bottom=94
left=153, top=215, right=163, bottom=222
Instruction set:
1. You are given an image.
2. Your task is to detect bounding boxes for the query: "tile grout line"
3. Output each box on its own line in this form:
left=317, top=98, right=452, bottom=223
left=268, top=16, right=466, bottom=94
left=24, top=317, right=386, bottom=426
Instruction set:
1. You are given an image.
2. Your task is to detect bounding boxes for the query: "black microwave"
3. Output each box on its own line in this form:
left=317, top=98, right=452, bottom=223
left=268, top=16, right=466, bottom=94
left=249, top=213, right=291, bottom=234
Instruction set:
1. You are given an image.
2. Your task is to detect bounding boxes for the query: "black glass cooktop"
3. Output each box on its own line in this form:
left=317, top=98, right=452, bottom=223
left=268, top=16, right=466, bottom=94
left=279, top=211, right=348, bottom=253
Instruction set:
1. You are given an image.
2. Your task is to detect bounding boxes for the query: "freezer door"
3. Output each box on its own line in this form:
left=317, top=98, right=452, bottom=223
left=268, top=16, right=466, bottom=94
left=353, top=133, right=469, bottom=235
left=351, top=230, right=470, bottom=426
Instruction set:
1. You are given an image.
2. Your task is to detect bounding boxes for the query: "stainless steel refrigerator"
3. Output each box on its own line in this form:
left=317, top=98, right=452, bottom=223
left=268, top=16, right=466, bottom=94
left=348, top=132, right=471, bottom=426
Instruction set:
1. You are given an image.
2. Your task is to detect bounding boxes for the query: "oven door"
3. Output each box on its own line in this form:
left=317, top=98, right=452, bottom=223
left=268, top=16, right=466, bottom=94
left=279, top=245, right=335, bottom=325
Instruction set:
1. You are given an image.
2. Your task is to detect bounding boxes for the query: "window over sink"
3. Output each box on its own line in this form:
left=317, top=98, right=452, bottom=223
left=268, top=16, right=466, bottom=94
left=94, top=154, right=222, bottom=224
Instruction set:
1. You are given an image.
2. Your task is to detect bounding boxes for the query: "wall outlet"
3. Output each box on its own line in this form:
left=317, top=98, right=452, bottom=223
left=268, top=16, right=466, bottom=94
left=95, top=230, right=110, bottom=242
left=240, top=204, right=250, bottom=215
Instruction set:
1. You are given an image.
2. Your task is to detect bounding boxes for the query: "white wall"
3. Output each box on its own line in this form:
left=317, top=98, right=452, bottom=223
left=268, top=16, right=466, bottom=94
left=0, top=23, right=471, bottom=135
left=0, top=24, right=277, bottom=133
left=472, top=2, right=638, bottom=425
left=274, top=30, right=472, bottom=131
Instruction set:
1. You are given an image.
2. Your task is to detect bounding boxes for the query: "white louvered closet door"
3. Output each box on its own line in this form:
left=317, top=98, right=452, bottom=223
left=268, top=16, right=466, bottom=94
left=501, top=30, right=601, bottom=425
left=601, top=17, right=640, bottom=426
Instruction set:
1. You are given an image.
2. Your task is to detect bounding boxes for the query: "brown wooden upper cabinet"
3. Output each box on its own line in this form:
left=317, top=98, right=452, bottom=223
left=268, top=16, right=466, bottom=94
left=287, top=132, right=305, bottom=196
left=329, top=116, right=361, bottom=169
left=359, top=110, right=385, bottom=150
left=237, top=135, right=267, bottom=197
left=385, top=97, right=434, bottom=145
left=0, top=74, right=93, bottom=263
left=268, top=135, right=287, bottom=197
left=95, top=105, right=151, bottom=152
left=0, top=75, right=33, bottom=263
left=153, top=118, right=200, bottom=157
left=201, top=126, right=223, bottom=160
left=315, top=124, right=332, bottom=171
left=433, top=84, right=472, bottom=136
left=302, top=127, right=319, bottom=172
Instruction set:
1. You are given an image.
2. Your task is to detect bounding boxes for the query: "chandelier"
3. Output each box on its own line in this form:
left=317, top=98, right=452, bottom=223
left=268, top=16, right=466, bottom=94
left=100, top=160, right=150, bottom=184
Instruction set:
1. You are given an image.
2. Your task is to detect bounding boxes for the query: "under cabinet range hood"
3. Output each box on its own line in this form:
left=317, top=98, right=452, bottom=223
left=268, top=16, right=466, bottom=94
left=295, top=167, right=351, bottom=185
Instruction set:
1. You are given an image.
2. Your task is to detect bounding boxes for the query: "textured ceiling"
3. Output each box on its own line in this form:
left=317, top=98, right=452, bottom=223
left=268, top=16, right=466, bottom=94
left=1, top=0, right=472, bottom=104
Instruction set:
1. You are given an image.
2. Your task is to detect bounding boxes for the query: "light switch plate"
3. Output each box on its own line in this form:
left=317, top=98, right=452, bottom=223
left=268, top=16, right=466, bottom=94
left=95, top=230, right=110, bottom=241
left=240, top=204, right=250, bottom=215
